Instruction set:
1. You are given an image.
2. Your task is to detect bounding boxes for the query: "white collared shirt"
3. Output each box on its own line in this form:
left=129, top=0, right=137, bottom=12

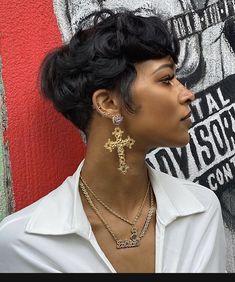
left=0, top=160, right=226, bottom=273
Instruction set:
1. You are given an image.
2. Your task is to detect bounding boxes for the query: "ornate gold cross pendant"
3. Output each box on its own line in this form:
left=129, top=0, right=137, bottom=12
left=104, top=127, right=135, bottom=174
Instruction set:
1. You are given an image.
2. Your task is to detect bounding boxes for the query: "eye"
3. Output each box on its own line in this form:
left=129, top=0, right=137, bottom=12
left=160, top=74, right=175, bottom=85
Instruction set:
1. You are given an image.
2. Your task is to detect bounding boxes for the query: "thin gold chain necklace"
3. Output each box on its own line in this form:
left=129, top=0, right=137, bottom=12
left=79, top=180, right=155, bottom=249
left=80, top=175, right=150, bottom=226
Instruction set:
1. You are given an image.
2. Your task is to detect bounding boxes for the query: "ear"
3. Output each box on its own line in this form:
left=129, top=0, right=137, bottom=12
left=92, top=89, right=120, bottom=119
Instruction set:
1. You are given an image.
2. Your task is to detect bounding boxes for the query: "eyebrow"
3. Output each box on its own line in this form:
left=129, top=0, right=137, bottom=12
left=151, top=63, right=175, bottom=75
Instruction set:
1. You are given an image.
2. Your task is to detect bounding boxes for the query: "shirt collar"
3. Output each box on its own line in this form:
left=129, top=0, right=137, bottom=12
left=25, top=159, right=205, bottom=237
left=147, top=165, right=205, bottom=226
left=25, top=159, right=91, bottom=239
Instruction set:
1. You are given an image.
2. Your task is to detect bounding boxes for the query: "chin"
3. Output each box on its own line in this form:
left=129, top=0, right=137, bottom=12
left=166, top=133, right=190, bottom=148
left=175, top=136, right=190, bottom=147
left=147, top=133, right=190, bottom=149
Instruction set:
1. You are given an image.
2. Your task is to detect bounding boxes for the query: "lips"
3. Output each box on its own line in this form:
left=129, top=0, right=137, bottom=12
left=181, top=111, right=191, bottom=121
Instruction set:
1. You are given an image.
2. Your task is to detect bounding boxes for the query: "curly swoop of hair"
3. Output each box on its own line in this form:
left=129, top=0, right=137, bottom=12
left=39, top=8, right=180, bottom=136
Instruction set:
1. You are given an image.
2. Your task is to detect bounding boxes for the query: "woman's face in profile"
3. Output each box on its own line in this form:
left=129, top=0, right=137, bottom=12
left=125, top=55, right=195, bottom=150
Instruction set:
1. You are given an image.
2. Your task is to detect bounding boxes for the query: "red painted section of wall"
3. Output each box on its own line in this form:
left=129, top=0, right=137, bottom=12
left=0, top=1, right=85, bottom=211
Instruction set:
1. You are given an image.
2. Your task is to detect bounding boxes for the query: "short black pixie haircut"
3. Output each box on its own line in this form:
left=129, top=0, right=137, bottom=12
left=40, top=8, right=179, bottom=136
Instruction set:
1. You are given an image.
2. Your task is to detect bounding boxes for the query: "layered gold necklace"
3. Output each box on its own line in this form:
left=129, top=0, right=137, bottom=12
left=79, top=176, right=155, bottom=249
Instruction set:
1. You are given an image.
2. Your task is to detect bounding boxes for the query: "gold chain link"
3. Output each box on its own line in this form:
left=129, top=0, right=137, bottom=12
left=80, top=181, right=119, bottom=241
left=80, top=175, right=150, bottom=226
left=79, top=179, right=155, bottom=249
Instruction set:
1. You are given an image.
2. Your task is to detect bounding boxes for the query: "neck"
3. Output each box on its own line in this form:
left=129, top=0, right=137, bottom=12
left=80, top=139, right=150, bottom=215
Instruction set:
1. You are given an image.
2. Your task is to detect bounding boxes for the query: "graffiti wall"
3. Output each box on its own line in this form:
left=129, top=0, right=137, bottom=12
left=0, top=57, right=14, bottom=221
left=53, top=0, right=235, bottom=272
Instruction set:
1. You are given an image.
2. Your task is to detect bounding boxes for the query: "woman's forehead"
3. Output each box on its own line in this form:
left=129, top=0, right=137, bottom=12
left=135, top=56, right=175, bottom=74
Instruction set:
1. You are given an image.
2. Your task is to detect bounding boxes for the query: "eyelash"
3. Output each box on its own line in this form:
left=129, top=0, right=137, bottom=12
left=161, top=75, right=175, bottom=85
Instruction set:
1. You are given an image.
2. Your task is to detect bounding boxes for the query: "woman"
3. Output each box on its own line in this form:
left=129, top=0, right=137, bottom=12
left=0, top=9, right=226, bottom=273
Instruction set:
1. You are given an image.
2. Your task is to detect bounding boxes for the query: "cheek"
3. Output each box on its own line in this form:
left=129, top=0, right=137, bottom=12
left=144, top=97, right=177, bottom=123
left=128, top=85, right=179, bottom=135
left=128, top=99, right=177, bottom=137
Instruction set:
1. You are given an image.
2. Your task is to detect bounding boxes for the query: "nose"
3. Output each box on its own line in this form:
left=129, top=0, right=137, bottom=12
left=176, top=80, right=195, bottom=104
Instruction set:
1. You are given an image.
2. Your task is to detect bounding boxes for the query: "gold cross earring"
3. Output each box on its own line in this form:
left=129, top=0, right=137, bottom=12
left=104, top=114, right=135, bottom=174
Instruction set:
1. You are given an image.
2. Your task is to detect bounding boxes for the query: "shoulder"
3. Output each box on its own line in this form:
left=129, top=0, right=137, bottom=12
left=161, top=170, right=219, bottom=202
left=152, top=169, right=225, bottom=240
left=0, top=178, right=73, bottom=272
left=150, top=167, right=222, bottom=216
left=153, top=171, right=226, bottom=273
left=0, top=160, right=84, bottom=232
left=177, top=176, right=221, bottom=211
left=0, top=197, right=42, bottom=271
left=0, top=174, right=73, bottom=242
left=0, top=199, right=41, bottom=236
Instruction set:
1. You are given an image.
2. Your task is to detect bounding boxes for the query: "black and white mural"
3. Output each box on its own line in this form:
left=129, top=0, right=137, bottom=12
left=53, top=0, right=235, bottom=272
